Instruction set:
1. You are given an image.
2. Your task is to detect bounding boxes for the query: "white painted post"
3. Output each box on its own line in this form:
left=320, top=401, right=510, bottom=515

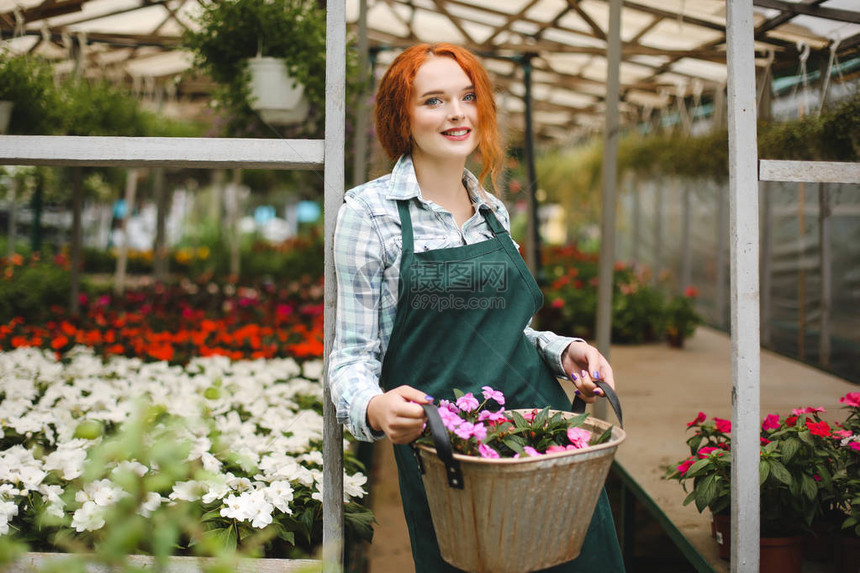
left=322, top=3, right=346, bottom=572
left=760, top=181, right=772, bottom=347
left=726, top=1, right=761, bottom=571
left=114, top=169, right=138, bottom=296
left=681, top=183, right=692, bottom=292
left=819, top=183, right=831, bottom=368
left=352, top=0, right=370, bottom=189
left=595, top=0, right=622, bottom=422
left=716, top=183, right=728, bottom=328
left=652, top=180, right=663, bottom=288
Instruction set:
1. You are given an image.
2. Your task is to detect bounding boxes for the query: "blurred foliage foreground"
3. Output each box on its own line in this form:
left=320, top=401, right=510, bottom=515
left=0, top=241, right=372, bottom=571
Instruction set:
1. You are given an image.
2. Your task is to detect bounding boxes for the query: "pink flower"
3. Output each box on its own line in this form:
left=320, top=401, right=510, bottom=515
left=478, top=444, right=500, bottom=459
left=567, top=427, right=592, bottom=449
left=840, top=393, right=860, bottom=408
left=698, top=447, right=719, bottom=459
left=834, top=429, right=852, bottom=438
left=813, top=474, right=822, bottom=482
left=687, top=412, right=706, bottom=427
left=453, top=422, right=487, bottom=442
left=762, top=414, right=780, bottom=431
left=478, top=409, right=507, bottom=423
left=849, top=442, right=860, bottom=452
left=456, top=393, right=479, bottom=413
left=792, top=406, right=825, bottom=415
left=761, top=437, right=771, bottom=445
left=522, top=446, right=543, bottom=457
left=481, top=386, right=506, bottom=405
left=439, top=408, right=463, bottom=431
left=438, top=399, right=457, bottom=412
left=546, top=445, right=568, bottom=454
left=714, top=418, right=731, bottom=433
left=522, top=409, right=538, bottom=422
left=677, top=458, right=695, bottom=476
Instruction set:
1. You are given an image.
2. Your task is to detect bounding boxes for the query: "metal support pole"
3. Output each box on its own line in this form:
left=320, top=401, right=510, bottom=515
left=726, top=0, right=761, bottom=570
left=818, top=182, right=831, bottom=368
left=70, top=166, right=82, bottom=316
left=522, top=54, right=542, bottom=282
left=680, top=183, right=692, bottom=292
left=652, top=181, right=663, bottom=288
left=322, top=3, right=346, bottom=572
left=596, top=0, right=622, bottom=388
left=351, top=0, right=370, bottom=189
left=760, top=181, right=772, bottom=347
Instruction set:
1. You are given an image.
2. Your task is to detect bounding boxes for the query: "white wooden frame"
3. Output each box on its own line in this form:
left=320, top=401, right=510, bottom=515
left=0, top=4, right=347, bottom=571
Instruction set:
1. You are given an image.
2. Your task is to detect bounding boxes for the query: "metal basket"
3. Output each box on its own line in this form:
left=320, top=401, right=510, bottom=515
left=413, top=385, right=625, bottom=573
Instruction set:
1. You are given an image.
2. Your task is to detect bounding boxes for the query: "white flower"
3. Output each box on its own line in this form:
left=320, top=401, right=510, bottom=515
left=188, top=437, right=212, bottom=461
left=219, top=494, right=252, bottom=521
left=265, top=481, right=294, bottom=514
left=39, top=484, right=66, bottom=518
left=111, top=460, right=149, bottom=478
left=17, top=465, right=48, bottom=491
left=343, top=473, right=368, bottom=501
left=299, top=451, right=324, bottom=466
left=71, top=500, right=105, bottom=532
left=0, top=500, right=19, bottom=534
left=200, top=452, right=222, bottom=473
left=43, top=442, right=88, bottom=480
left=201, top=476, right=231, bottom=504
left=170, top=481, right=204, bottom=502
left=139, top=492, right=162, bottom=517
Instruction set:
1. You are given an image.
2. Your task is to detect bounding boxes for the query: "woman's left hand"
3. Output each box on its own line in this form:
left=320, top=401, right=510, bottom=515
left=562, top=341, right=615, bottom=403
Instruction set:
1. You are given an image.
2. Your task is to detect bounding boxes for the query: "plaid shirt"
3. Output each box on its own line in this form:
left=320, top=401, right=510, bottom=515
left=330, top=155, right=579, bottom=441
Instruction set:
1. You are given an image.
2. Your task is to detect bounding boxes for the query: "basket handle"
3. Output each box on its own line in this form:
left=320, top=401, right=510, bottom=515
left=571, top=379, right=623, bottom=429
left=417, top=403, right=464, bottom=489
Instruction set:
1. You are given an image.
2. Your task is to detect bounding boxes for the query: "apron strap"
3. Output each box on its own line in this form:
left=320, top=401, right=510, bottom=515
left=479, top=204, right=506, bottom=236
left=396, top=200, right=415, bottom=255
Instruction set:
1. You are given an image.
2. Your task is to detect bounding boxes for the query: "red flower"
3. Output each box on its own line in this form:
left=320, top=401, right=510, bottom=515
left=687, top=412, right=706, bottom=427
left=551, top=298, right=564, bottom=309
left=840, top=392, right=860, bottom=408
left=761, top=437, right=770, bottom=445
left=785, top=416, right=799, bottom=427
left=761, top=414, right=780, bottom=431
left=714, top=418, right=731, bottom=433
left=806, top=420, right=831, bottom=437
left=698, top=447, right=720, bottom=459
left=683, top=286, right=699, bottom=298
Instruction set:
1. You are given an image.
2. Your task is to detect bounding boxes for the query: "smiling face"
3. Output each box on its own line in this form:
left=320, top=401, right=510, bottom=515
left=409, top=55, right=480, bottom=164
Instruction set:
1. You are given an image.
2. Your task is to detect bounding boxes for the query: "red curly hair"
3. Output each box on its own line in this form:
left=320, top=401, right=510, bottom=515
left=374, top=43, right=504, bottom=192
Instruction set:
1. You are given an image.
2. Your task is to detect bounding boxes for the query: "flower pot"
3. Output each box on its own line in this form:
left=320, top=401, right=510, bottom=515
left=803, top=519, right=839, bottom=562
left=0, top=100, right=13, bottom=134
left=760, top=536, right=803, bottom=573
left=246, top=57, right=309, bottom=125
left=839, top=534, right=860, bottom=573
left=711, top=512, right=730, bottom=559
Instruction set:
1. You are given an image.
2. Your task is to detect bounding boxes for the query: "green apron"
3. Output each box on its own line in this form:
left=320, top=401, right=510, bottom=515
left=378, top=200, right=625, bottom=573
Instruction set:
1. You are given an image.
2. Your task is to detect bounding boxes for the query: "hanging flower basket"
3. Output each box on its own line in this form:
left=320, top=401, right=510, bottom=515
left=246, top=57, right=309, bottom=125
left=413, top=388, right=625, bottom=573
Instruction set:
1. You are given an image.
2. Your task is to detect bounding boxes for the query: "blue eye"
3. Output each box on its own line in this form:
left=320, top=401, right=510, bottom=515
left=464, top=92, right=476, bottom=102
left=424, top=97, right=442, bottom=105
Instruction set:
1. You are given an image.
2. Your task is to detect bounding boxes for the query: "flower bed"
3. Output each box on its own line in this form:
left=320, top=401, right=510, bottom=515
left=0, top=277, right=324, bottom=365
left=0, top=346, right=371, bottom=562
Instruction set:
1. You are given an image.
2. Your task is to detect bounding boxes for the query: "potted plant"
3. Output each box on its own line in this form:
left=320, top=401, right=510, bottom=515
left=663, top=286, right=702, bottom=348
left=834, top=392, right=860, bottom=573
left=182, top=0, right=327, bottom=134
left=0, top=50, right=60, bottom=135
left=665, top=407, right=842, bottom=572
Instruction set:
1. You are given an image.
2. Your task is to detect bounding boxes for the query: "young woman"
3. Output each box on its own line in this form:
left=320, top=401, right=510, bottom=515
left=330, top=43, right=625, bottom=572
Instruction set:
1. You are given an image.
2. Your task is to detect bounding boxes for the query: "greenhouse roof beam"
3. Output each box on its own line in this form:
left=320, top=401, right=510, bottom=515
left=753, top=0, right=860, bottom=26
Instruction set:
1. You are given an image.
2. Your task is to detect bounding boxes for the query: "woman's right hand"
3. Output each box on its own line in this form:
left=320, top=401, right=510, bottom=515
left=367, top=385, right=432, bottom=444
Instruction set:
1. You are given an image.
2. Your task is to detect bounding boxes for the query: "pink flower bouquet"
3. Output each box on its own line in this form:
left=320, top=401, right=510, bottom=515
left=417, top=386, right=614, bottom=459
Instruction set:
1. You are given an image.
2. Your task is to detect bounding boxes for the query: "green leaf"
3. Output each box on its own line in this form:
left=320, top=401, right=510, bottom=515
left=344, top=505, right=376, bottom=543
left=685, top=458, right=712, bottom=477
left=780, top=437, right=800, bottom=463
left=202, top=526, right=238, bottom=550
left=452, top=388, right=465, bottom=400
left=769, top=460, right=792, bottom=486
left=592, top=426, right=613, bottom=446
left=759, top=460, right=770, bottom=485
left=683, top=490, right=697, bottom=507
left=533, top=407, right=550, bottom=429
left=695, top=474, right=718, bottom=512
left=687, top=434, right=704, bottom=453
left=503, top=437, right=524, bottom=453
left=798, top=430, right=814, bottom=446
left=800, top=473, right=818, bottom=501
left=510, top=411, right=529, bottom=430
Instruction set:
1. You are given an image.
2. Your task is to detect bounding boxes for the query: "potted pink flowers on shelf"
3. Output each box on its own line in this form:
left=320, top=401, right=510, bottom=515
left=417, top=386, right=614, bottom=458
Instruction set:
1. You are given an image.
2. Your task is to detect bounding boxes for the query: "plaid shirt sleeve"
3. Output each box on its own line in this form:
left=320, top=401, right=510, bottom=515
left=329, top=197, right=386, bottom=442
left=489, top=197, right=584, bottom=378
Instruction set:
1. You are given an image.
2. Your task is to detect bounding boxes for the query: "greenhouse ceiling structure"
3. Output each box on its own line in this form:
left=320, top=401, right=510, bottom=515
left=1, top=0, right=859, bottom=142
